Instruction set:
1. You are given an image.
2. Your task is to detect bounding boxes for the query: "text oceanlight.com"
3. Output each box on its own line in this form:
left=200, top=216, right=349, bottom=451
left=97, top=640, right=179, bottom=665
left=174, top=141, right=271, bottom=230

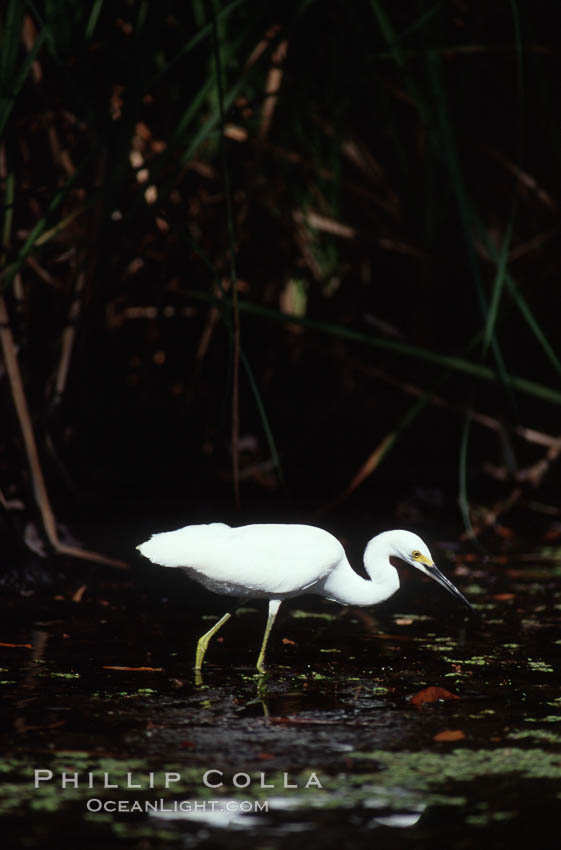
left=86, top=799, right=268, bottom=814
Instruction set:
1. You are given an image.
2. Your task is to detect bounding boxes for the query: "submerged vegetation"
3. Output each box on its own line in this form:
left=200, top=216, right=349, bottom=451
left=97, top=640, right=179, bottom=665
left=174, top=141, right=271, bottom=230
left=1, top=556, right=561, bottom=846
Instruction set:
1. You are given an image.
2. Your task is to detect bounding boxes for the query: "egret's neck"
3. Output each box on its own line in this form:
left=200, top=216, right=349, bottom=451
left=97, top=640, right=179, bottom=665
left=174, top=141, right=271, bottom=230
left=313, top=537, right=399, bottom=607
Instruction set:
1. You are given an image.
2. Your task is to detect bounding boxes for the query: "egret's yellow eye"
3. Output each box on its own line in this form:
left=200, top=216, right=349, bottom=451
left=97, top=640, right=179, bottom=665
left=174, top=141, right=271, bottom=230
left=411, top=550, right=421, bottom=560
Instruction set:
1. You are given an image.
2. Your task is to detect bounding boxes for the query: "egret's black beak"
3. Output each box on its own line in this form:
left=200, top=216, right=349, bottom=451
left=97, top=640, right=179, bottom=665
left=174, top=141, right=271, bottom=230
left=425, top=563, right=476, bottom=616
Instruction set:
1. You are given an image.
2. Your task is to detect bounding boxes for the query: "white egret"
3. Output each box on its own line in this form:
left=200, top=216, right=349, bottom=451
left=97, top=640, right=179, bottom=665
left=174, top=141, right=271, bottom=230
left=136, top=524, right=474, bottom=673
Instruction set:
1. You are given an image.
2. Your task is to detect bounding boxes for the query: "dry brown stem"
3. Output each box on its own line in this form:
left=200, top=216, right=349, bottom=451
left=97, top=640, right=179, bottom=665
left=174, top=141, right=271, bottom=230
left=0, top=296, right=127, bottom=569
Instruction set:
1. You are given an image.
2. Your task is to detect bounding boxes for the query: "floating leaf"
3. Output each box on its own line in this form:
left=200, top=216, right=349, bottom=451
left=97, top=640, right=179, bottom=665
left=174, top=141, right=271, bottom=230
left=410, top=686, right=460, bottom=707
left=434, top=729, right=466, bottom=742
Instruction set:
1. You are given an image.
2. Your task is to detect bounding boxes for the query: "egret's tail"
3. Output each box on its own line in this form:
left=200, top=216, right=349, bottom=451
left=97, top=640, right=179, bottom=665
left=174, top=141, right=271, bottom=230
left=136, top=523, right=230, bottom=568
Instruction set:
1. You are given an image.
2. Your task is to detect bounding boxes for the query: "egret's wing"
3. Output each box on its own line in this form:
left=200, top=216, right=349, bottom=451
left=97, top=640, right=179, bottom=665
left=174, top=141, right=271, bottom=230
left=212, top=524, right=344, bottom=595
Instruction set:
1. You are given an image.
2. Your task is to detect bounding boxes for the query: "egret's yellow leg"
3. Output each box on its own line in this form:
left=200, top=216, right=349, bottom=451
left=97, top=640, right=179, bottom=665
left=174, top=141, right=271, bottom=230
left=256, top=599, right=282, bottom=673
left=195, top=598, right=250, bottom=671
left=195, top=612, right=232, bottom=670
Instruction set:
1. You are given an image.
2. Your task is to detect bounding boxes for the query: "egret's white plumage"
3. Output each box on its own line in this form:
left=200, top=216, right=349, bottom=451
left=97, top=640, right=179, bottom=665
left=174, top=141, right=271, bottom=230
left=137, top=523, right=473, bottom=673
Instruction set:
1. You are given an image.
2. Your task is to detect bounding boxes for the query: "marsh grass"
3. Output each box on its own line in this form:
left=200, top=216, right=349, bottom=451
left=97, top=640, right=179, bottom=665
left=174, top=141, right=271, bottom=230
left=1, top=1, right=560, bottom=556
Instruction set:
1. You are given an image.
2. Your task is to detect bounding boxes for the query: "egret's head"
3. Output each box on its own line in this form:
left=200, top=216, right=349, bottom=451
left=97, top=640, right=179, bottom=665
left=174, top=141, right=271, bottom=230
left=388, top=530, right=475, bottom=615
left=390, top=530, right=435, bottom=572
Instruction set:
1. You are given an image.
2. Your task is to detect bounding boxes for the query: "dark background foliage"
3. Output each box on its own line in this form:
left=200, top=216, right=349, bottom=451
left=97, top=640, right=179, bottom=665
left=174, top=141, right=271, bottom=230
left=1, top=0, right=561, bottom=569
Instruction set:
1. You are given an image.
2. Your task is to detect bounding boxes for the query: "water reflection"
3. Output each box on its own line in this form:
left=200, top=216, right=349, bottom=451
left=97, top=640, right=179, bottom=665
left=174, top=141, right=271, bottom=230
left=151, top=805, right=267, bottom=829
left=14, top=628, right=49, bottom=734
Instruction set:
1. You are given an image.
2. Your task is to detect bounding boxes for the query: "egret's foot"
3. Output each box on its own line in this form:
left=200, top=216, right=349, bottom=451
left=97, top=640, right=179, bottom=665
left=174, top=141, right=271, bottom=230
left=194, top=668, right=205, bottom=687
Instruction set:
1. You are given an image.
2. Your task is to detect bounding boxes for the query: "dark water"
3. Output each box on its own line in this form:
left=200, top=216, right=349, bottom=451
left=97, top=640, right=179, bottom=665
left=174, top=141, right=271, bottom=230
left=1, top=552, right=561, bottom=849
